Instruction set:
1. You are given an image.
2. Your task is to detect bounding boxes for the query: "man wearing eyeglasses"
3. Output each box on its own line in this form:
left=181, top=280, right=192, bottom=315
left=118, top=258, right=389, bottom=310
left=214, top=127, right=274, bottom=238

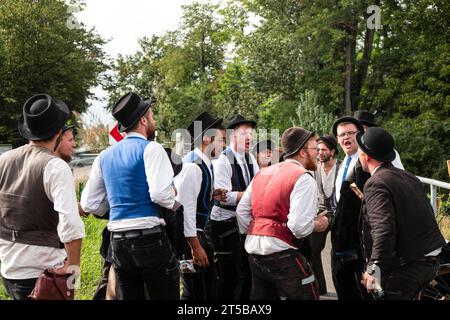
left=330, top=116, right=367, bottom=300
left=333, top=117, right=364, bottom=203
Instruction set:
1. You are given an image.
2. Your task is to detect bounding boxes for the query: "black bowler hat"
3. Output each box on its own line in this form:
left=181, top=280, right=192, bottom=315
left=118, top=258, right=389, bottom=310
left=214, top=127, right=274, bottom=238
left=18, top=94, right=70, bottom=141
left=354, top=110, right=376, bottom=127
left=187, top=112, right=223, bottom=143
left=253, top=140, right=274, bottom=154
left=281, top=127, right=316, bottom=158
left=227, top=114, right=256, bottom=130
left=356, top=127, right=395, bottom=162
left=318, top=135, right=339, bottom=155
left=331, top=116, right=364, bottom=137
left=113, top=92, right=151, bottom=132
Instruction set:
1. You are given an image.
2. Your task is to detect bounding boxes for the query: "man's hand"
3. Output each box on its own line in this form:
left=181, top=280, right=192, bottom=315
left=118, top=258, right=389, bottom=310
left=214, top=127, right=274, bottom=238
left=361, top=271, right=381, bottom=293
left=313, top=211, right=329, bottom=232
left=186, top=237, right=209, bottom=268
left=48, top=260, right=80, bottom=276
left=213, top=188, right=228, bottom=202
left=78, top=202, right=89, bottom=218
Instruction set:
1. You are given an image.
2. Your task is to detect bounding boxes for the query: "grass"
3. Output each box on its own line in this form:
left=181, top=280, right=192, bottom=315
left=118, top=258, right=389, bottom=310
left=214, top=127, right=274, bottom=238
left=0, top=215, right=106, bottom=300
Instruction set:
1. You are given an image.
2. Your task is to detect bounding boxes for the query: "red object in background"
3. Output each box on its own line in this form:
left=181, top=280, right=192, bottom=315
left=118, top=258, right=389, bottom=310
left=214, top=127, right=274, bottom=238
left=109, top=123, right=124, bottom=142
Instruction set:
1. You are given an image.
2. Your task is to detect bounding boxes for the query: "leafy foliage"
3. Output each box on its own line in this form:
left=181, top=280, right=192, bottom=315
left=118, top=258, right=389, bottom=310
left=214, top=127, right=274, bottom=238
left=0, top=0, right=108, bottom=146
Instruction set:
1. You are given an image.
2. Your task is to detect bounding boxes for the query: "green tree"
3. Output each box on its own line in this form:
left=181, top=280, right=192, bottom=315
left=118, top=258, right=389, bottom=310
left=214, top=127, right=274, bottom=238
left=0, top=0, right=107, bottom=146
left=291, top=90, right=335, bottom=137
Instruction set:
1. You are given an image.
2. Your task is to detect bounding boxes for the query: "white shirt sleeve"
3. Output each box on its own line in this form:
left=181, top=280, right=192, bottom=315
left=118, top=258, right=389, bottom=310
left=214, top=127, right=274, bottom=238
left=213, top=153, right=238, bottom=205
left=287, top=173, right=318, bottom=239
left=236, top=181, right=253, bottom=234
left=80, top=155, right=110, bottom=216
left=250, top=153, right=260, bottom=176
left=174, top=163, right=202, bottom=237
left=144, top=142, right=175, bottom=209
left=392, top=149, right=404, bottom=170
left=44, top=158, right=85, bottom=243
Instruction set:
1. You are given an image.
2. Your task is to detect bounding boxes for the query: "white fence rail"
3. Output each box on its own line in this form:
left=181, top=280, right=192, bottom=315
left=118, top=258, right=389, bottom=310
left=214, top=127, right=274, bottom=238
left=417, top=176, right=450, bottom=214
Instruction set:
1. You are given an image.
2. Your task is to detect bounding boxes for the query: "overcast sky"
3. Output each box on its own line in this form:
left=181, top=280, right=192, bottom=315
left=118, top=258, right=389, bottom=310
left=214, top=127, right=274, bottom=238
left=77, top=0, right=211, bottom=126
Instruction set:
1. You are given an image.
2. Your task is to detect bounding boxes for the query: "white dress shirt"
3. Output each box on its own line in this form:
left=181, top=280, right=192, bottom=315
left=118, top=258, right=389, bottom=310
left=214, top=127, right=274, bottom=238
left=0, top=158, right=85, bottom=279
left=335, top=152, right=359, bottom=202
left=210, top=147, right=259, bottom=221
left=174, top=148, right=213, bottom=237
left=335, top=149, right=404, bottom=202
left=236, top=159, right=318, bottom=255
left=80, top=132, right=175, bottom=232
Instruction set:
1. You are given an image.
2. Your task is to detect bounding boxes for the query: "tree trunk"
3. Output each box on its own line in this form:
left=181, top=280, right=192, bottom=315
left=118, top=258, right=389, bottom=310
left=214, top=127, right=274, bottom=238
left=353, top=27, right=375, bottom=110
left=343, top=28, right=356, bottom=116
left=344, top=38, right=353, bottom=115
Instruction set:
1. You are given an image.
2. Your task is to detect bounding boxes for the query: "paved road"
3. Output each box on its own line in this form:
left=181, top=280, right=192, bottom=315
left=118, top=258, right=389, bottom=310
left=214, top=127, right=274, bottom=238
left=320, top=232, right=338, bottom=300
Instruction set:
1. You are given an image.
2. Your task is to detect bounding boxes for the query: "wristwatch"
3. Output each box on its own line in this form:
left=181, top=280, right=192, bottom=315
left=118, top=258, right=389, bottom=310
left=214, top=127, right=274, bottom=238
left=367, top=261, right=379, bottom=275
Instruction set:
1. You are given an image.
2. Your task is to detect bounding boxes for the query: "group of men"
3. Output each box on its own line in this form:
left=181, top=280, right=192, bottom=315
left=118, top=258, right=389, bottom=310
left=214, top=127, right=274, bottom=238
left=0, top=91, right=446, bottom=300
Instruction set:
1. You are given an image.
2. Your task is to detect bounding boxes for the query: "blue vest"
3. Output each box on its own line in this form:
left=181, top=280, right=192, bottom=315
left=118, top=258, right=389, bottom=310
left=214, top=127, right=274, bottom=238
left=100, top=136, right=158, bottom=221
left=183, top=151, right=213, bottom=230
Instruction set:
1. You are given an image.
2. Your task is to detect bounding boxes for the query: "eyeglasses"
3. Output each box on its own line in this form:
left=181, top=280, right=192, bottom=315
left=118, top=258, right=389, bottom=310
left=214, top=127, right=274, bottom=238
left=337, top=131, right=357, bottom=138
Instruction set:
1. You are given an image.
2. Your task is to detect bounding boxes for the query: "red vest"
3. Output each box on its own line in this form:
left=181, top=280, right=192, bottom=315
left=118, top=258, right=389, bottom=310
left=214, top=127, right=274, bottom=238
left=247, top=161, right=307, bottom=246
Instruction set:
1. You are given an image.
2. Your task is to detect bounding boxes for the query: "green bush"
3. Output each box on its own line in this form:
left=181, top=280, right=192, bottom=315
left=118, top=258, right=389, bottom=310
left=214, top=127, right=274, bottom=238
left=383, top=112, right=450, bottom=181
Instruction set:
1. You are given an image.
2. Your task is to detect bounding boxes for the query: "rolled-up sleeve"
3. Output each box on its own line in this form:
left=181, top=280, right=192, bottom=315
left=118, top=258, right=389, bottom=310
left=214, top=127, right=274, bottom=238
left=287, top=174, right=318, bottom=239
left=44, top=158, right=85, bottom=243
left=144, top=142, right=175, bottom=209
left=80, top=155, right=110, bottom=216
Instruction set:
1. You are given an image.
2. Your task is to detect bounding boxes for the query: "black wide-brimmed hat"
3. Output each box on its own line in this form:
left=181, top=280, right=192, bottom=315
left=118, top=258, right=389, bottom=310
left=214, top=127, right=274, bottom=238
left=356, top=127, right=395, bottom=162
left=318, top=135, right=339, bottom=155
left=187, top=112, right=223, bottom=143
left=18, top=94, right=70, bottom=141
left=113, top=92, right=151, bottom=132
left=281, top=127, right=315, bottom=158
left=227, top=114, right=256, bottom=130
left=331, top=116, right=364, bottom=137
left=253, top=139, right=274, bottom=154
left=354, top=110, right=376, bottom=127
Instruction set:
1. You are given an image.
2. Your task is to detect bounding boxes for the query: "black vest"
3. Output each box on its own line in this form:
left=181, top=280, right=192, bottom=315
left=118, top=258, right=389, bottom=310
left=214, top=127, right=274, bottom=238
left=186, top=153, right=214, bottom=230
left=217, top=147, right=255, bottom=211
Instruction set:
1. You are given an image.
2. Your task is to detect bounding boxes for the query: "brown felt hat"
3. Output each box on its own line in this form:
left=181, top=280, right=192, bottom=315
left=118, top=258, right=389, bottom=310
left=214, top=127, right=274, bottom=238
left=281, top=127, right=315, bottom=158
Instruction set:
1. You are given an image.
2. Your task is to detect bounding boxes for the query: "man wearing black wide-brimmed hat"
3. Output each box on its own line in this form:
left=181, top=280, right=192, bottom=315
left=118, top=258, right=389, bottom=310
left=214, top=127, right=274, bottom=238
left=357, top=127, right=445, bottom=300
left=0, top=94, right=85, bottom=300
left=80, top=92, right=179, bottom=300
left=236, top=127, right=328, bottom=300
left=173, top=111, right=226, bottom=300
left=209, top=114, right=259, bottom=300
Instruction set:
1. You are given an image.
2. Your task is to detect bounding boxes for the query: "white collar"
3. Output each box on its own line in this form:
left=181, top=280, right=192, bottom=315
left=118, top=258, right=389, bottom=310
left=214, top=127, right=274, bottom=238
left=194, top=148, right=212, bottom=167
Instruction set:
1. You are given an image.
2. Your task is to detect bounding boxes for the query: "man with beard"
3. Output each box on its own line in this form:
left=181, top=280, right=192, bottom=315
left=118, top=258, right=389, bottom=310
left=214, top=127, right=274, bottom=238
left=174, top=112, right=227, bottom=300
left=310, top=135, right=341, bottom=295
left=236, top=127, right=329, bottom=300
left=54, top=125, right=76, bottom=163
left=0, top=94, right=85, bottom=300
left=210, top=114, right=259, bottom=300
left=81, top=92, right=179, bottom=300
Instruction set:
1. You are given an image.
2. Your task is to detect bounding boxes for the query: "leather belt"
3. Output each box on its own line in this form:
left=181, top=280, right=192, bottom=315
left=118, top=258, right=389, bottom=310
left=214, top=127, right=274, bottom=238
left=112, top=225, right=163, bottom=240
